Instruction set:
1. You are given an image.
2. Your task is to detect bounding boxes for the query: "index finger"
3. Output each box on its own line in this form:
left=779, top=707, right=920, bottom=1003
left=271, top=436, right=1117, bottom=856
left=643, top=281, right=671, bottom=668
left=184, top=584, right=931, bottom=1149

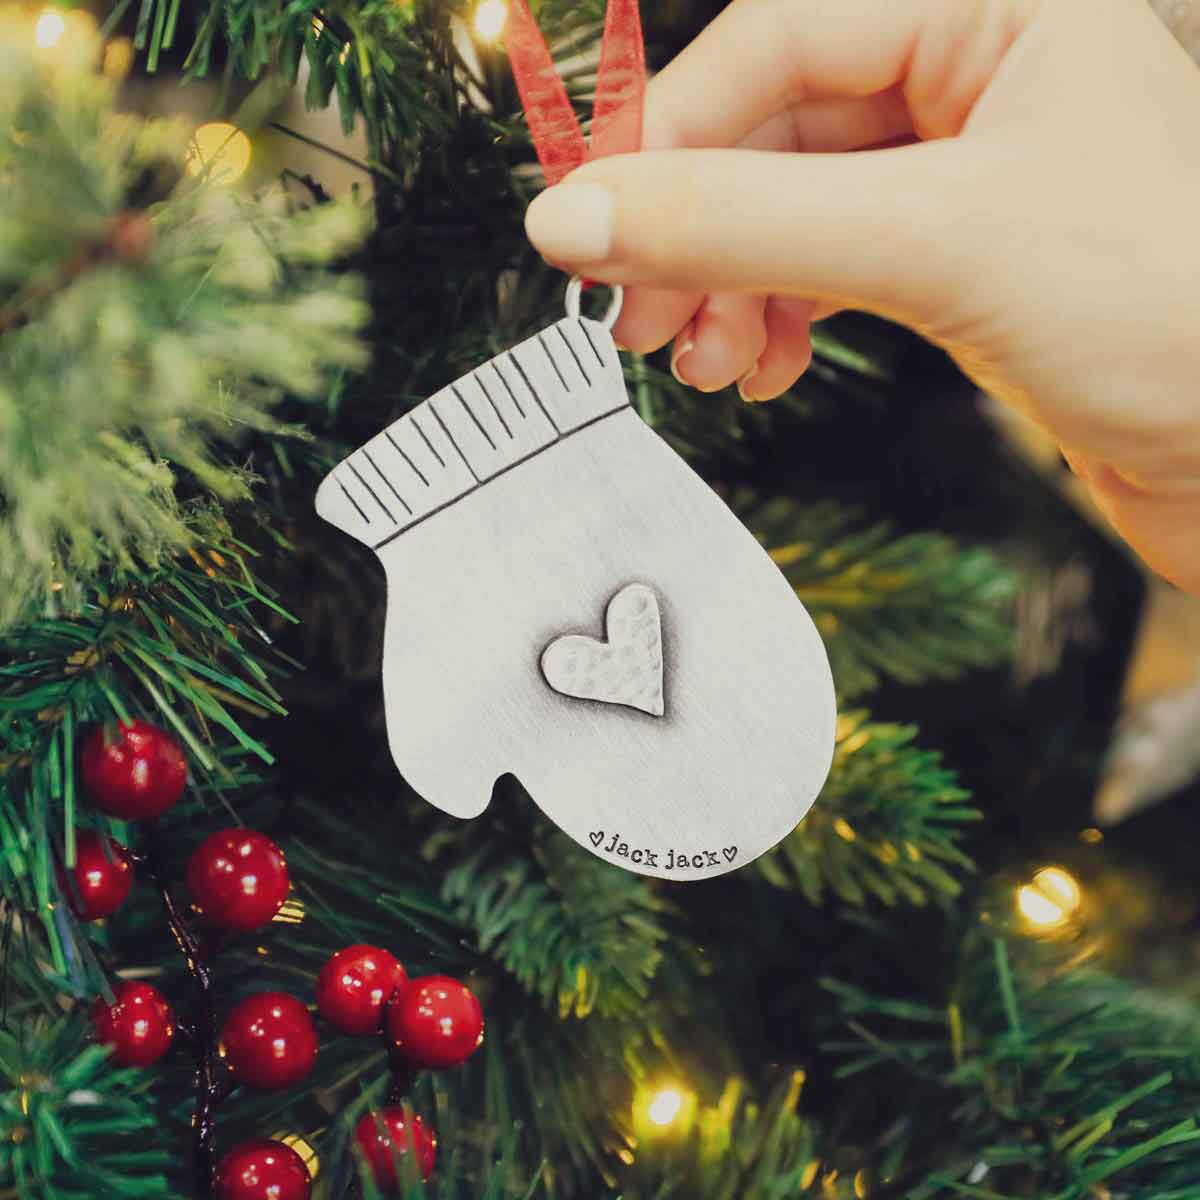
left=641, top=0, right=927, bottom=151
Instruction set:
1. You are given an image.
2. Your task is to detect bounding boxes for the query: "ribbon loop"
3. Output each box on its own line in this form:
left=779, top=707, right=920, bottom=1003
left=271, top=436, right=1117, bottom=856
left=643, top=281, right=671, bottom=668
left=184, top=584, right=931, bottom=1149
left=505, top=0, right=645, bottom=186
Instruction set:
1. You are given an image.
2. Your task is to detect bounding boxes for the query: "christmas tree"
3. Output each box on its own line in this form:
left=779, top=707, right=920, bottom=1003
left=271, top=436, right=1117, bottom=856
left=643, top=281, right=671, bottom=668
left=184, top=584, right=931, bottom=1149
left=4, top=3, right=1200, bottom=1198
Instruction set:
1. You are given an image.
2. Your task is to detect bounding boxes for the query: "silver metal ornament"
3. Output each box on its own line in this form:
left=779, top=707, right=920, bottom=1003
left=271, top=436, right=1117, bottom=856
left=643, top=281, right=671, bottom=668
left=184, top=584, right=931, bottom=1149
left=315, top=285, right=836, bottom=880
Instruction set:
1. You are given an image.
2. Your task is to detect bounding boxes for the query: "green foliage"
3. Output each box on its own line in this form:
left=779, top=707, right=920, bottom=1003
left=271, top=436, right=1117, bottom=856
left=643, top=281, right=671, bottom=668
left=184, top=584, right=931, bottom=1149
left=756, top=712, right=978, bottom=908
left=829, top=933, right=1200, bottom=1198
left=438, top=814, right=671, bottom=1021
left=203, top=800, right=665, bottom=1186
left=0, top=1018, right=172, bottom=1198
left=0, top=2, right=1057, bottom=1198
left=619, top=1073, right=829, bottom=1200
left=0, top=44, right=368, bottom=630
left=0, top=518, right=293, bottom=981
left=746, top=498, right=1018, bottom=699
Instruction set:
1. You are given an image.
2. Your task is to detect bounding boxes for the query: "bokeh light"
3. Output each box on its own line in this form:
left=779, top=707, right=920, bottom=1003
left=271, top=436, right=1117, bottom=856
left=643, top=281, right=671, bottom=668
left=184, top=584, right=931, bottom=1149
left=633, top=1080, right=696, bottom=1139
left=1017, top=865, right=1083, bottom=930
left=184, top=122, right=253, bottom=185
left=34, top=9, right=65, bottom=47
left=647, top=1088, right=684, bottom=1128
left=473, top=0, right=507, bottom=42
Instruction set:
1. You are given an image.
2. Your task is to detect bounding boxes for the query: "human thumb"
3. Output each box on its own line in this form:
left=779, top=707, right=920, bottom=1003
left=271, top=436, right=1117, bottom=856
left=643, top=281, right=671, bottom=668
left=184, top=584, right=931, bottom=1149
left=525, top=142, right=974, bottom=329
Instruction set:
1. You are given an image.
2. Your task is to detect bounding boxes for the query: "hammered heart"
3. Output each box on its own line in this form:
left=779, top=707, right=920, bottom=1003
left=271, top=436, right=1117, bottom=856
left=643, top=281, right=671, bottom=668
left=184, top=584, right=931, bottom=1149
left=541, top=583, right=665, bottom=717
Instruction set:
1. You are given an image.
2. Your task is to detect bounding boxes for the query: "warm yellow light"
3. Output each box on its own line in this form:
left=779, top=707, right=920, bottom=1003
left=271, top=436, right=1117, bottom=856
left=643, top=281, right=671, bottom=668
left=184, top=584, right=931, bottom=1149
left=473, top=0, right=507, bottom=42
left=185, top=122, right=253, bottom=185
left=102, top=36, right=134, bottom=79
left=647, top=1088, right=685, bottom=1128
left=1017, top=884, right=1066, bottom=928
left=35, top=9, right=65, bottom=47
left=833, top=817, right=857, bottom=842
left=634, top=1079, right=696, bottom=1138
left=1017, top=865, right=1083, bottom=930
left=1033, top=867, right=1081, bottom=914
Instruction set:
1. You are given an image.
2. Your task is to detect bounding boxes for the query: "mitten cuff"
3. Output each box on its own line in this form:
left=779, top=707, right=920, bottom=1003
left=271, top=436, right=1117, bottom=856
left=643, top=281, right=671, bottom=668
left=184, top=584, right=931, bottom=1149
left=316, top=315, right=628, bottom=549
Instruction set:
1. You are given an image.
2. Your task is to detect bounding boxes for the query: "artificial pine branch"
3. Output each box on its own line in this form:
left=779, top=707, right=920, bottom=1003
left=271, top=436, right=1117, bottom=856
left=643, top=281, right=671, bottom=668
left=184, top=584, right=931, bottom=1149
left=826, top=927, right=1200, bottom=1197
left=437, top=809, right=671, bottom=1021
left=0, top=1018, right=173, bottom=1197
left=756, top=712, right=977, bottom=908
left=619, top=1073, right=838, bottom=1200
left=0, top=519, right=294, bottom=987
left=0, top=42, right=368, bottom=630
left=743, top=496, right=1018, bottom=699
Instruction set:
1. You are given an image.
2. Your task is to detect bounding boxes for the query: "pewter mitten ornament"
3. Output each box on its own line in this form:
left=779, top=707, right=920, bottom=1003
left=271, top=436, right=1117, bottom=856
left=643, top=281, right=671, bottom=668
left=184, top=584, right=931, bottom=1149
left=315, top=284, right=836, bottom=880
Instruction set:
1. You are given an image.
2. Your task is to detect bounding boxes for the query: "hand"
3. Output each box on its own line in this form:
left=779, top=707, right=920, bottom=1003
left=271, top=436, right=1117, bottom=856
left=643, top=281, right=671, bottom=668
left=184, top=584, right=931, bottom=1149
left=524, top=0, right=1200, bottom=593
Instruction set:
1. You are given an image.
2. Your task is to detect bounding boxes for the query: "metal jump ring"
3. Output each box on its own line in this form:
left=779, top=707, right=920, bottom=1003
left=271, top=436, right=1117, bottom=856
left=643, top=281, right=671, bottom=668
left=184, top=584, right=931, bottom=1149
left=564, top=276, right=624, bottom=330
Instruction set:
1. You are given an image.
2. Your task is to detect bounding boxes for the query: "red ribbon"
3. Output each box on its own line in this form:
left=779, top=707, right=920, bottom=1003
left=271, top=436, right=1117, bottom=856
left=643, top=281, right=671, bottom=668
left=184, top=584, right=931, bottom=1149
left=505, top=0, right=645, bottom=186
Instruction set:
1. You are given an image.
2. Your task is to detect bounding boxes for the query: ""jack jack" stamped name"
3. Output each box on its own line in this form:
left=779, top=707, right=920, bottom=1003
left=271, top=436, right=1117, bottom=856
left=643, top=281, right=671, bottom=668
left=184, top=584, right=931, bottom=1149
left=588, top=829, right=738, bottom=872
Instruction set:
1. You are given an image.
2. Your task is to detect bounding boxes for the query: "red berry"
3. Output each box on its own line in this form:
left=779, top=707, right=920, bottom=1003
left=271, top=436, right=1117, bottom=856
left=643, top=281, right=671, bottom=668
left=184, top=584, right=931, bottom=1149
left=221, top=992, right=317, bottom=1089
left=81, top=720, right=187, bottom=820
left=353, top=1109, right=436, bottom=1189
left=186, top=829, right=290, bottom=932
left=214, top=1139, right=311, bottom=1200
left=317, top=945, right=407, bottom=1036
left=62, top=831, right=133, bottom=920
left=91, top=981, right=175, bottom=1067
left=386, top=975, right=483, bottom=1069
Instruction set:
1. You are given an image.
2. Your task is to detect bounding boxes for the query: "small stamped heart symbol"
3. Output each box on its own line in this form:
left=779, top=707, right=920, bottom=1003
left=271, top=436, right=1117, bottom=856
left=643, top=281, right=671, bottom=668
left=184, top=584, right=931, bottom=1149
left=541, top=583, right=665, bottom=717
left=589, top=831, right=604, bottom=848
left=723, top=846, right=738, bottom=863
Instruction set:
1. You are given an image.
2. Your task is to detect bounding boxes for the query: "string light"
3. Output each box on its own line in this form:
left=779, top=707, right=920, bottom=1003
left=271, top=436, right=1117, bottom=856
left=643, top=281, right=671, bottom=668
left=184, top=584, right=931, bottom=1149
left=473, top=0, right=507, bottom=42
left=647, top=1088, right=684, bottom=1127
left=1017, top=865, right=1082, bottom=930
left=34, top=9, right=65, bottom=48
left=633, top=1081, right=696, bottom=1138
left=185, top=123, right=252, bottom=185
left=1034, top=867, right=1081, bottom=911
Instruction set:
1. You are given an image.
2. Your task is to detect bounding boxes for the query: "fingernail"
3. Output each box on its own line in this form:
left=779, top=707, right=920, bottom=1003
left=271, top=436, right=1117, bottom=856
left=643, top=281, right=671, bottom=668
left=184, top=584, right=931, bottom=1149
left=525, top=184, right=614, bottom=264
left=670, top=327, right=695, bottom=386
left=738, top=366, right=768, bottom=404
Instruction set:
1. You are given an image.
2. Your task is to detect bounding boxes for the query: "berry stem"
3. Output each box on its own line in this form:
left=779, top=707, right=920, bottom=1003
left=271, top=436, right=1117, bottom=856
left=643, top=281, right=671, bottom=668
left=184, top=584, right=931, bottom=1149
left=137, top=840, right=221, bottom=1198
left=385, top=1043, right=418, bottom=1107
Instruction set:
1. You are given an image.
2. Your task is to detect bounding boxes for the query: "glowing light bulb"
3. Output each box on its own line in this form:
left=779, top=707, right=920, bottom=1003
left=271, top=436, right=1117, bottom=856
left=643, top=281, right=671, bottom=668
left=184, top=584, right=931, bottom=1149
left=1033, top=867, right=1081, bottom=913
left=35, top=9, right=65, bottom=47
left=185, top=123, right=252, bottom=185
left=647, top=1088, right=685, bottom=1128
left=634, top=1080, right=696, bottom=1138
left=474, top=0, right=507, bottom=42
left=1017, top=865, right=1082, bottom=930
left=1017, top=884, right=1065, bottom=927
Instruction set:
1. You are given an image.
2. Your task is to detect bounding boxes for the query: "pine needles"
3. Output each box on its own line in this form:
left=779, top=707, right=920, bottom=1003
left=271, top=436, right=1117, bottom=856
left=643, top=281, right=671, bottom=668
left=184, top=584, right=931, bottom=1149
left=0, top=45, right=368, bottom=630
left=756, top=713, right=978, bottom=908
left=440, top=819, right=671, bottom=1021
left=0, top=1019, right=172, bottom=1197
left=827, top=932, right=1200, bottom=1198
left=746, top=498, right=1018, bottom=700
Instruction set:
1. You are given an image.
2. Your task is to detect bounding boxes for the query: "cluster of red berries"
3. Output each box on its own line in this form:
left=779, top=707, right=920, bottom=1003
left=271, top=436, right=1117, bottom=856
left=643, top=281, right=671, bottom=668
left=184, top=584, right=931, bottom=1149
left=316, top=944, right=484, bottom=1189
left=74, top=721, right=290, bottom=1074
left=76, top=720, right=484, bottom=1198
left=65, top=720, right=290, bottom=929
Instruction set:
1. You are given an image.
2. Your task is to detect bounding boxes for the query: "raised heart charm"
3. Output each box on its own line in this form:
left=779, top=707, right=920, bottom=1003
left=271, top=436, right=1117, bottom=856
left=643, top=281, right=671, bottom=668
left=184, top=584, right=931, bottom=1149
left=541, top=583, right=665, bottom=717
